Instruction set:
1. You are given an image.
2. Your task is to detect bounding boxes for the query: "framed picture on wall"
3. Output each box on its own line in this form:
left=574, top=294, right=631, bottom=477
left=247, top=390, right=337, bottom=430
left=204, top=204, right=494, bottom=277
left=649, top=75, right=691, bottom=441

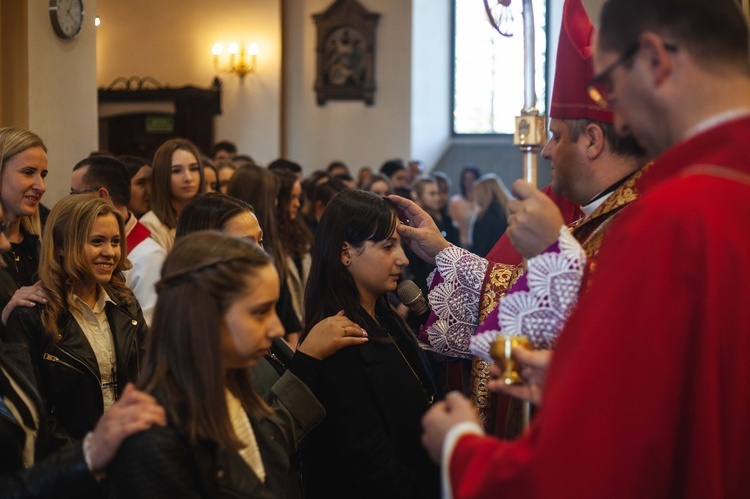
left=313, top=0, right=380, bottom=106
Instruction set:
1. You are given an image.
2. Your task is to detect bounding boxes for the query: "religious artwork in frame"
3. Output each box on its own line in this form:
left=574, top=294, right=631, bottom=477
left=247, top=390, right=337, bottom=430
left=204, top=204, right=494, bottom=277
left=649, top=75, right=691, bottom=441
left=313, top=0, right=380, bottom=106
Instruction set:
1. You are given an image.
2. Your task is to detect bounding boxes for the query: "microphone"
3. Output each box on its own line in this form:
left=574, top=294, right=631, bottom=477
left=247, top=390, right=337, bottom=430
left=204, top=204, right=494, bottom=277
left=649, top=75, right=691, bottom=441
left=397, top=280, right=429, bottom=316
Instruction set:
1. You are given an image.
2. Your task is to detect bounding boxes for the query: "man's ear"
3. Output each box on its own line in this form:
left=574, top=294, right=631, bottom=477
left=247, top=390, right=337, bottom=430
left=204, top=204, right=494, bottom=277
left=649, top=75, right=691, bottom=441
left=584, top=123, right=606, bottom=159
left=97, top=187, right=111, bottom=201
left=639, top=32, right=673, bottom=87
left=341, top=242, right=352, bottom=267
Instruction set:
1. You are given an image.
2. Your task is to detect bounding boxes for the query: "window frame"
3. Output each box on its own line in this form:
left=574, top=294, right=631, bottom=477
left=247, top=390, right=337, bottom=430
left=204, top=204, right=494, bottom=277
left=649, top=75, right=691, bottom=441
left=450, top=0, right=550, bottom=137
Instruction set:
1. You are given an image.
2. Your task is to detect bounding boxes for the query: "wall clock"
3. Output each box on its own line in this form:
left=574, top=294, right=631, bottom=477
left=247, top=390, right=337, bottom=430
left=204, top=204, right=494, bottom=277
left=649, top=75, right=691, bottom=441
left=49, top=0, right=84, bottom=40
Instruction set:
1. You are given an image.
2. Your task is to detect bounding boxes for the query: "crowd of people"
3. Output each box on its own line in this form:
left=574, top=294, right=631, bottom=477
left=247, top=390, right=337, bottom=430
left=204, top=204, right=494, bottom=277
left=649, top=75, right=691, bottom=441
left=0, top=122, right=492, bottom=498
left=0, top=0, right=748, bottom=497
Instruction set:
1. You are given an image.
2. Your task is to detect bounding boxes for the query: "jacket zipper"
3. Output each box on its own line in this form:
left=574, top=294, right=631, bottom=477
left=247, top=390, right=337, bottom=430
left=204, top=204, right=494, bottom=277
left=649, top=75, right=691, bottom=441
left=52, top=347, right=101, bottom=385
left=42, top=353, right=86, bottom=376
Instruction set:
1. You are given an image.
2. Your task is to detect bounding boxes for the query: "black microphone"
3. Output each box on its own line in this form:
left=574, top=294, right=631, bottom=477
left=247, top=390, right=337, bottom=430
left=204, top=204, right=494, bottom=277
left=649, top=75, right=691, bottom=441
left=397, top=280, right=429, bottom=316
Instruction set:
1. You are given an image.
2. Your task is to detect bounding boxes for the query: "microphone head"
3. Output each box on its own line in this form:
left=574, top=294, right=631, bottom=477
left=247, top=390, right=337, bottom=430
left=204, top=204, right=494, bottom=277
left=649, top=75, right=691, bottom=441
left=397, top=280, right=423, bottom=308
left=397, top=280, right=429, bottom=315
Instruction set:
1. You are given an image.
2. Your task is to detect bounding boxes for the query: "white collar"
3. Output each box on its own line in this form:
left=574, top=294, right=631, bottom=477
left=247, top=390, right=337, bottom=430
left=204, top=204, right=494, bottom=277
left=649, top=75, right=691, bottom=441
left=579, top=192, right=613, bottom=219
left=683, top=108, right=750, bottom=141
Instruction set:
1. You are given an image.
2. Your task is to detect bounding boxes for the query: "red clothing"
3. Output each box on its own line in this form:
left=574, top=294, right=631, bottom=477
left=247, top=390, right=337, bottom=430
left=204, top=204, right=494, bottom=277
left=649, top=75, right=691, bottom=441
left=450, top=116, right=750, bottom=498
left=126, top=221, right=151, bottom=255
left=485, top=185, right=582, bottom=266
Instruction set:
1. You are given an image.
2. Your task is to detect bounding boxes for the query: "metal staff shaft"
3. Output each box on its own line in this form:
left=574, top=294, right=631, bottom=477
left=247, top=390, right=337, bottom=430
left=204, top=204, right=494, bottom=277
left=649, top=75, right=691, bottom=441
left=513, top=0, right=545, bottom=190
left=520, top=0, right=539, bottom=429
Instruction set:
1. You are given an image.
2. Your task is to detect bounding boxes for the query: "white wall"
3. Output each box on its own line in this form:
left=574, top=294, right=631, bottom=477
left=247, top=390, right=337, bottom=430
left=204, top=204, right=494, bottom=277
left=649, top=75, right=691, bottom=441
left=97, top=0, right=282, bottom=164
left=25, top=0, right=99, bottom=207
left=410, top=0, right=452, bottom=169
left=283, top=0, right=413, bottom=173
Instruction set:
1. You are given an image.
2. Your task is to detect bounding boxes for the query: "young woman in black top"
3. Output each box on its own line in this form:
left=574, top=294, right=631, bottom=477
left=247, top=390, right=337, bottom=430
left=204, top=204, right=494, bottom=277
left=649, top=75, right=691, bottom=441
left=301, top=190, right=440, bottom=499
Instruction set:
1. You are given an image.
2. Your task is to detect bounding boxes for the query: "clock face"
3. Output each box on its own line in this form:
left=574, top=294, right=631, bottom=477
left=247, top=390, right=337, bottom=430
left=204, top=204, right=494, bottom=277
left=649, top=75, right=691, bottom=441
left=49, top=0, right=84, bottom=39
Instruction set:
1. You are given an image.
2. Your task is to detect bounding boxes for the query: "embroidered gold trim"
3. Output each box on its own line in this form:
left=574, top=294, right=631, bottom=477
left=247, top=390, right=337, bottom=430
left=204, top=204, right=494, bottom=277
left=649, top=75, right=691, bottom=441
left=478, top=263, right=520, bottom=324
left=469, top=357, right=497, bottom=433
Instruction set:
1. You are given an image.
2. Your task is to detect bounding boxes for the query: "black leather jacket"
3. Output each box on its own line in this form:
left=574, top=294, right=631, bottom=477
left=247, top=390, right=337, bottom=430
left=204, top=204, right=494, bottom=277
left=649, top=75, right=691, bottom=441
left=0, top=343, right=101, bottom=499
left=4, top=289, right=147, bottom=453
left=107, top=371, right=325, bottom=498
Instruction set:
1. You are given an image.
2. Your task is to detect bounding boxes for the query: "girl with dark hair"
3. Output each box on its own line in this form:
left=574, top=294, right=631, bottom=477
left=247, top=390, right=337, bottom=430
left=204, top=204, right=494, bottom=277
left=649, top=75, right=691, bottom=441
left=449, top=165, right=481, bottom=248
left=107, top=232, right=362, bottom=498
left=470, top=174, right=510, bottom=257
left=117, top=155, right=152, bottom=219
left=270, top=169, right=313, bottom=327
left=140, top=138, right=204, bottom=251
left=301, top=190, right=440, bottom=499
left=5, top=196, right=147, bottom=451
left=227, top=166, right=302, bottom=347
left=202, top=162, right=219, bottom=193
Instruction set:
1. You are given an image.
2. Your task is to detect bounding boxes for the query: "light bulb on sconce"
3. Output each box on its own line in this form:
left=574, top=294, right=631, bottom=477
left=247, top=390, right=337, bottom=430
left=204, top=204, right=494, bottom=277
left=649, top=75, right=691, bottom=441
left=212, top=41, right=259, bottom=81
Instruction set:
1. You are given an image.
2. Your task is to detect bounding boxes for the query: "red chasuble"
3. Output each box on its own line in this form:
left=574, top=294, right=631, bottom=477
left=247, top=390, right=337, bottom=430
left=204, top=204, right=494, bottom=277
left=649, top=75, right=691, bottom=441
left=449, top=116, right=750, bottom=498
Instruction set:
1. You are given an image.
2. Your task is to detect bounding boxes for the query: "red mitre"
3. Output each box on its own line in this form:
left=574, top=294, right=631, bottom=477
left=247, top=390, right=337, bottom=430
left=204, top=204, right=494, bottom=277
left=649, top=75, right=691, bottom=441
left=549, top=0, right=613, bottom=123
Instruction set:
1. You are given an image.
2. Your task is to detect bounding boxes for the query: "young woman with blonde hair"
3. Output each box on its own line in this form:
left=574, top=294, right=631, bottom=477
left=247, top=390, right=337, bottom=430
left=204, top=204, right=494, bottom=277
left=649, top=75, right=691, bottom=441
left=0, top=127, right=48, bottom=328
left=5, top=196, right=147, bottom=451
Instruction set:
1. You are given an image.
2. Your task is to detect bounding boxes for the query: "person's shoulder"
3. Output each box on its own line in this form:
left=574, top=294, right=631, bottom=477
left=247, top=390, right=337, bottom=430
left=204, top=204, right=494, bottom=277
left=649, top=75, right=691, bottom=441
left=112, top=424, right=195, bottom=477
left=8, top=302, right=44, bottom=322
left=128, top=236, right=167, bottom=260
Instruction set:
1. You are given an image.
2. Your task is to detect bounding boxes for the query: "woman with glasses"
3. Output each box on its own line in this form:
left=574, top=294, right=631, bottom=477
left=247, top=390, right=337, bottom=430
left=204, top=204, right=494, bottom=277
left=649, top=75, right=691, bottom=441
left=5, top=195, right=147, bottom=454
left=140, top=138, right=204, bottom=252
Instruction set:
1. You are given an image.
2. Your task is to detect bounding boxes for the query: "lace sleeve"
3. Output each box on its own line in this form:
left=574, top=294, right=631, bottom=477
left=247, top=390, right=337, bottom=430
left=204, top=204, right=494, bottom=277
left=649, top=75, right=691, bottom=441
left=422, top=246, right=489, bottom=358
left=470, top=228, right=586, bottom=361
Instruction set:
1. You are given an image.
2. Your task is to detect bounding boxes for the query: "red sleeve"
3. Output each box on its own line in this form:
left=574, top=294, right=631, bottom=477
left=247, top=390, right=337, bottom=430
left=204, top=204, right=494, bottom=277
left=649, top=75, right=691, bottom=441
left=485, top=184, right=581, bottom=266
left=449, top=174, right=750, bottom=498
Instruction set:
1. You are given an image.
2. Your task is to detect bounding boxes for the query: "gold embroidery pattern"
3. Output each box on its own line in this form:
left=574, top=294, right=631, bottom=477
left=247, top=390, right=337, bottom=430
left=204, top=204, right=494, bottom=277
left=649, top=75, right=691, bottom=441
left=470, top=357, right=497, bottom=433
left=589, top=162, right=650, bottom=220
left=478, top=263, right=520, bottom=324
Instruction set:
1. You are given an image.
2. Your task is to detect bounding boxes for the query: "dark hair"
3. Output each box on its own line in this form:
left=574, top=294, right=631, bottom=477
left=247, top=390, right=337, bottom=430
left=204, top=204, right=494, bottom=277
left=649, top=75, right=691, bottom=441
left=268, top=158, right=302, bottom=175
left=300, top=171, right=330, bottom=221
left=270, top=169, right=313, bottom=259
left=203, top=163, right=219, bottom=192
left=379, top=159, right=406, bottom=179
left=303, top=190, right=399, bottom=339
left=117, top=155, right=152, bottom=179
left=458, top=166, right=481, bottom=198
left=211, top=141, right=237, bottom=158
left=362, top=173, right=393, bottom=196
left=432, top=171, right=451, bottom=190
left=393, top=185, right=413, bottom=200
left=175, top=192, right=255, bottom=240
left=227, top=165, right=286, bottom=281
left=313, top=177, right=350, bottom=206
left=73, top=155, right=131, bottom=207
left=151, top=138, right=205, bottom=229
left=326, top=161, right=350, bottom=175
left=567, top=119, right=647, bottom=158
left=598, top=0, right=749, bottom=70
left=141, top=232, right=273, bottom=449
left=234, top=154, right=256, bottom=165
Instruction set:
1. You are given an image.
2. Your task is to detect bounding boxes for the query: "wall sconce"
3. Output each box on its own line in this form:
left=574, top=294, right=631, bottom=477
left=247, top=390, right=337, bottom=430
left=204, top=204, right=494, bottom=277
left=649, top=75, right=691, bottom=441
left=212, top=42, right=259, bottom=81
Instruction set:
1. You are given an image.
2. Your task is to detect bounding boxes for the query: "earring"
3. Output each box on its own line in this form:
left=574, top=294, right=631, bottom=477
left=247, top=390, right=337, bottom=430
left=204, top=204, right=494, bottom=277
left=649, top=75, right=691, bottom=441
left=343, top=259, right=351, bottom=267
